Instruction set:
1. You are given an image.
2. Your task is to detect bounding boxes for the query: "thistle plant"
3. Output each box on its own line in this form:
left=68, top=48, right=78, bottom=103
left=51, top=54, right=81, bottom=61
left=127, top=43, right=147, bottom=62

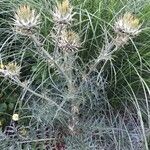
left=0, top=0, right=149, bottom=150
left=52, top=0, right=81, bottom=134
left=12, top=4, right=69, bottom=81
left=87, top=12, right=142, bottom=80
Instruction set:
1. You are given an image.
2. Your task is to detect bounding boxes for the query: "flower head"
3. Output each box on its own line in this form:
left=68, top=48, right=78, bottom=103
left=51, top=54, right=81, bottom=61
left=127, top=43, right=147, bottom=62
left=5, top=62, right=21, bottom=76
left=58, top=30, right=80, bottom=51
left=115, top=12, right=142, bottom=36
left=12, top=113, right=19, bottom=121
left=58, top=0, right=70, bottom=15
left=0, top=62, right=21, bottom=77
left=52, top=0, right=74, bottom=25
left=13, top=5, right=40, bottom=33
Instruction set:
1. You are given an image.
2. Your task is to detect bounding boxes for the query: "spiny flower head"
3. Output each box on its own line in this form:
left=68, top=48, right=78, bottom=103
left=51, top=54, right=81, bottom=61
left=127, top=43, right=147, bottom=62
left=13, top=5, right=40, bottom=33
left=0, top=62, right=21, bottom=77
left=52, top=0, right=74, bottom=25
left=57, top=0, right=70, bottom=15
left=115, top=12, right=142, bottom=36
left=58, top=30, right=80, bottom=51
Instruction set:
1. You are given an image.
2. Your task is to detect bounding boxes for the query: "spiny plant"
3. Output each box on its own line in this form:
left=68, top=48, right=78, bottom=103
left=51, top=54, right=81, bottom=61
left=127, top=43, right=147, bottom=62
left=0, top=0, right=150, bottom=150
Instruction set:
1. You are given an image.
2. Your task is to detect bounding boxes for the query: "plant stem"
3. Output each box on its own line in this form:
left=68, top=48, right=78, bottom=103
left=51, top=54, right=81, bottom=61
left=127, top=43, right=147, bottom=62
left=29, top=34, right=70, bottom=82
left=9, top=76, right=71, bottom=115
left=63, top=52, right=79, bottom=134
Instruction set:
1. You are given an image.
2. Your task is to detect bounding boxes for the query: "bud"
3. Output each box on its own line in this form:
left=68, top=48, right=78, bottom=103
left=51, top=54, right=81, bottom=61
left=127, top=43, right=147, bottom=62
left=12, top=113, right=19, bottom=121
